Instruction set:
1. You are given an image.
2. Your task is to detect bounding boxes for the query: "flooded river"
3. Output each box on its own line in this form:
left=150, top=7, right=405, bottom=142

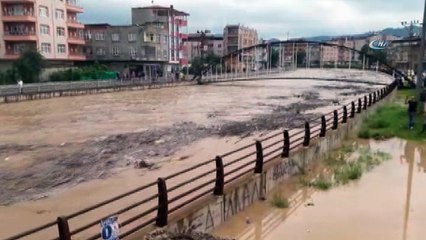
left=0, top=69, right=393, bottom=239
left=214, top=139, right=426, bottom=240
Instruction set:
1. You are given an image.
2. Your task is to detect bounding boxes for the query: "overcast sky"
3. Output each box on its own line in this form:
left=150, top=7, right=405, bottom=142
left=80, top=0, right=424, bottom=39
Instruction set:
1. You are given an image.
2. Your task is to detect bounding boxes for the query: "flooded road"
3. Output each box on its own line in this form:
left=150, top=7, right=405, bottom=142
left=0, top=69, right=393, bottom=239
left=214, top=139, right=426, bottom=240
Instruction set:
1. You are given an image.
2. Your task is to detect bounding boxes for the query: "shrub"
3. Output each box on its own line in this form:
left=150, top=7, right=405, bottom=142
left=271, top=193, right=290, bottom=208
left=311, top=179, right=332, bottom=190
left=358, top=129, right=371, bottom=139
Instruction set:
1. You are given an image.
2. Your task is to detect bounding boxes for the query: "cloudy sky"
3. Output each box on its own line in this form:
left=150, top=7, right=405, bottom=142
left=80, top=0, right=424, bottom=39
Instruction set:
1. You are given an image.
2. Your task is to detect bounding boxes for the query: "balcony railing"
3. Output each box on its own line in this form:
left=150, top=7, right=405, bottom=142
left=4, top=30, right=35, bottom=36
left=3, top=10, right=34, bottom=17
left=65, top=0, right=83, bottom=13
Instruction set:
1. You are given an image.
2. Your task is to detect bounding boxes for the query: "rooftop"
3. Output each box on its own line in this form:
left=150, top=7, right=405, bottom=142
left=132, top=5, right=189, bottom=16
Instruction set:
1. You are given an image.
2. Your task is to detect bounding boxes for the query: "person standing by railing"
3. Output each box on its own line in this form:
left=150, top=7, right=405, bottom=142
left=406, top=95, right=418, bottom=130
left=17, top=79, right=23, bottom=94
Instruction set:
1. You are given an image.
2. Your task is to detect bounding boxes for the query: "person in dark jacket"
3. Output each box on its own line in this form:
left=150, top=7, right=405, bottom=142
left=406, top=96, right=418, bottom=130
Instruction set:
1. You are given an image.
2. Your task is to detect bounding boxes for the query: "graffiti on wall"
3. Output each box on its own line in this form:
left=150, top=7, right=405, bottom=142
left=224, top=175, right=266, bottom=221
left=272, top=158, right=296, bottom=182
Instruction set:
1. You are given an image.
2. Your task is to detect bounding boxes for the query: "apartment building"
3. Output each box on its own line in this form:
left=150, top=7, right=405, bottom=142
left=223, top=25, right=258, bottom=71
left=0, top=0, right=85, bottom=63
left=84, top=23, right=169, bottom=77
left=132, top=5, right=189, bottom=70
left=183, top=33, right=223, bottom=64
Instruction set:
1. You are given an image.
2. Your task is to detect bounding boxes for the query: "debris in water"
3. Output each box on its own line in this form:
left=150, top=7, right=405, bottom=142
left=134, top=160, right=154, bottom=169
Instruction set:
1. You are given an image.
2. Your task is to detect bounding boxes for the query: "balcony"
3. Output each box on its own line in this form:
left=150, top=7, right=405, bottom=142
left=66, top=0, right=84, bottom=13
left=4, top=52, right=20, bottom=59
left=67, top=20, right=84, bottom=29
left=2, top=0, right=35, bottom=3
left=175, top=19, right=187, bottom=27
left=3, top=31, right=36, bottom=41
left=68, top=37, right=85, bottom=45
left=178, top=33, right=188, bottom=40
left=2, top=9, right=36, bottom=22
left=69, top=53, right=85, bottom=61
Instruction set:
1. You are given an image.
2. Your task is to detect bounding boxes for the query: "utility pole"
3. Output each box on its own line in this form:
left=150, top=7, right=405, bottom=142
left=417, top=0, right=426, bottom=109
left=196, top=30, right=210, bottom=84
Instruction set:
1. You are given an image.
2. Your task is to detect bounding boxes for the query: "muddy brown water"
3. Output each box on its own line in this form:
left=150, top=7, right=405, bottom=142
left=214, top=139, right=426, bottom=240
left=0, top=70, right=392, bottom=239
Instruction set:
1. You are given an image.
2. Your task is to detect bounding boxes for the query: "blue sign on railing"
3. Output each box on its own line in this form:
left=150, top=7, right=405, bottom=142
left=369, top=40, right=391, bottom=50
left=101, top=216, right=119, bottom=240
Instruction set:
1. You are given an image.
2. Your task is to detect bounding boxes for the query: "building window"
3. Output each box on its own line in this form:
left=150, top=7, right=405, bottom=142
left=94, top=32, right=105, bottom=41
left=218, top=44, right=222, bottom=48
left=111, top=33, right=120, bottom=42
left=129, top=47, right=136, bottom=57
left=41, top=43, right=51, bottom=53
left=55, top=9, right=64, bottom=19
left=96, top=47, right=106, bottom=56
left=56, top=27, right=65, bottom=36
left=85, top=31, right=92, bottom=40
left=128, top=33, right=137, bottom=42
left=40, top=24, right=50, bottom=35
left=57, top=44, right=66, bottom=54
left=112, top=47, right=120, bottom=56
left=39, top=6, right=48, bottom=17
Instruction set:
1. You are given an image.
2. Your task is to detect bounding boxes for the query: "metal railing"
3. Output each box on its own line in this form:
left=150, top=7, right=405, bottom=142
left=0, top=78, right=190, bottom=98
left=3, top=78, right=398, bottom=240
left=0, top=69, right=282, bottom=100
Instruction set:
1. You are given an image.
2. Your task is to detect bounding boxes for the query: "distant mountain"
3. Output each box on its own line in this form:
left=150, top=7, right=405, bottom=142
left=381, top=26, right=421, bottom=38
left=305, top=26, right=422, bottom=42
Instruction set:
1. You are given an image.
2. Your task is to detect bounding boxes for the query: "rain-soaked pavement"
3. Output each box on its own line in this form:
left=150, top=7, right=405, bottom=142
left=0, top=69, right=394, bottom=239
left=214, top=138, right=426, bottom=240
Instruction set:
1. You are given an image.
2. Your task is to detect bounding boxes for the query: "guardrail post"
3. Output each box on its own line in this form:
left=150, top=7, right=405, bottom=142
left=368, top=94, right=372, bottom=107
left=303, top=122, right=310, bottom=146
left=350, top=101, right=355, bottom=118
left=363, top=96, right=367, bottom=110
left=357, top=98, right=362, bottom=113
left=254, top=141, right=264, bottom=174
left=57, top=216, right=71, bottom=240
left=214, top=156, right=225, bottom=195
left=342, top=106, right=348, bottom=123
left=281, top=130, right=290, bottom=158
left=332, top=110, right=338, bottom=130
left=380, top=88, right=384, bottom=99
left=156, top=178, right=168, bottom=227
left=320, top=116, right=326, bottom=137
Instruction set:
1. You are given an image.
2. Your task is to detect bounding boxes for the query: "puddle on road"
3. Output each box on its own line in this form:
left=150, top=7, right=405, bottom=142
left=214, top=138, right=426, bottom=240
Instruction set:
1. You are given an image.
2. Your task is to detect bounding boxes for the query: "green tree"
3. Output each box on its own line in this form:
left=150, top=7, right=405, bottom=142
left=189, top=56, right=203, bottom=76
left=14, top=48, right=45, bottom=83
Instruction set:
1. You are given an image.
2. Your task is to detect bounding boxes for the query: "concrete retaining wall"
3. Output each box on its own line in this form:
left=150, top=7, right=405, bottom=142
left=159, top=90, right=395, bottom=236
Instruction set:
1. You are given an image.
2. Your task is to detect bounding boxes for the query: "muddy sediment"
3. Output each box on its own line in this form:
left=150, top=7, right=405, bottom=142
left=0, top=99, right=328, bottom=205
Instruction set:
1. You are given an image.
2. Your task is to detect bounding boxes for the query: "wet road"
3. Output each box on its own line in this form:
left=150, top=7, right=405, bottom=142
left=214, top=139, right=426, bottom=240
left=0, top=69, right=393, bottom=239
